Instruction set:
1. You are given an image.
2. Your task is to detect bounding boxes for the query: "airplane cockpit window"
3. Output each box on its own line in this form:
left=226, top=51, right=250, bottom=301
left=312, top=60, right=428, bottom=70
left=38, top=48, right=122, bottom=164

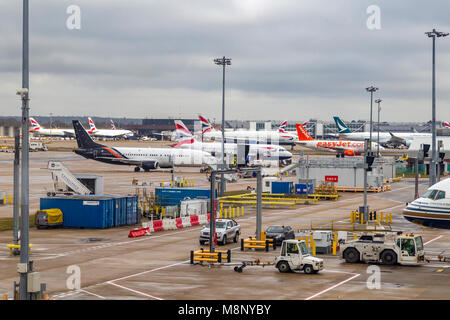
left=422, top=189, right=438, bottom=199
left=435, top=191, right=446, bottom=200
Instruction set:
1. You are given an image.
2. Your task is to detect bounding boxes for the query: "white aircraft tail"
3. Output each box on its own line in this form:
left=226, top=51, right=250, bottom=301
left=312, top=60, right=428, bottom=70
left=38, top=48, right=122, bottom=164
left=88, top=117, right=97, bottom=133
left=174, top=120, right=193, bottom=141
left=29, top=117, right=41, bottom=132
left=198, top=115, right=213, bottom=134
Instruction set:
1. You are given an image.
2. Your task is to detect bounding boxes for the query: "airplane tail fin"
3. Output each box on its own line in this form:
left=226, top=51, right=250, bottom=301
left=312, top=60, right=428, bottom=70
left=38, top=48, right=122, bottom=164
left=443, top=121, right=450, bottom=128
left=174, top=120, right=193, bottom=140
left=198, top=115, right=213, bottom=134
left=72, top=120, right=104, bottom=149
left=29, top=117, right=41, bottom=130
left=333, top=116, right=352, bottom=134
left=278, top=120, right=288, bottom=133
left=88, top=117, right=97, bottom=133
left=296, top=123, right=314, bottom=141
left=110, top=120, right=116, bottom=130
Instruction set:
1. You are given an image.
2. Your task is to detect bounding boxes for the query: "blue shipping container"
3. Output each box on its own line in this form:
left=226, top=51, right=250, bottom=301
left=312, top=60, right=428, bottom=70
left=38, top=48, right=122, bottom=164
left=155, top=188, right=215, bottom=207
left=270, top=181, right=294, bottom=194
left=40, top=195, right=138, bottom=229
left=295, top=183, right=314, bottom=194
left=126, top=196, right=139, bottom=225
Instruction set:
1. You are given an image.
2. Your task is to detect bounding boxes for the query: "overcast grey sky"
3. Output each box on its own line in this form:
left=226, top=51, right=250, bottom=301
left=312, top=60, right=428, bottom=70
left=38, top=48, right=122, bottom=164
left=1, top=0, right=450, bottom=122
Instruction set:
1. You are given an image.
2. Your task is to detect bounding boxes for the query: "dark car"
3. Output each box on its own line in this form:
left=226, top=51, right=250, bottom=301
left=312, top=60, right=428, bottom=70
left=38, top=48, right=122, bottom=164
left=265, top=225, right=295, bottom=245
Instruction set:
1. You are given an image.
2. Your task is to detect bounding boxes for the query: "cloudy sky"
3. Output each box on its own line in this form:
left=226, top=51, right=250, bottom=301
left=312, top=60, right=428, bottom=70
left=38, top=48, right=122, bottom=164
left=1, top=0, right=450, bottom=122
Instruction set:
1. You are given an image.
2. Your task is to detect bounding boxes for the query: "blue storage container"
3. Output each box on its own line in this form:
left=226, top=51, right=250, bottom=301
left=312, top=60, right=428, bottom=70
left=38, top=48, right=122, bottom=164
left=155, top=188, right=214, bottom=207
left=126, top=196, right=139, bottom=225
left=40, top=195, right=139, bottom=229
left=270, top=181, right=294, bottom=194
left=295, top=183, right=314, bottom=194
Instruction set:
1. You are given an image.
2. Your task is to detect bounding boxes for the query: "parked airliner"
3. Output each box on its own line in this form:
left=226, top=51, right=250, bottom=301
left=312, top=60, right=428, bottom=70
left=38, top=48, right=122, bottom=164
left=29, top=118, right=75, bottom=137
left=87, top=118, right=134, bottom=139
left=72, top=120, right=217, bottom=172
left=172, top=120, right=292, bottom=163
left=403, top=178, right=450, bottom=229
left=333, top=116, right=430, bottom=147
left=296, top=123, right=384, bottom=157
left=198, top=116, right=296, bottom=146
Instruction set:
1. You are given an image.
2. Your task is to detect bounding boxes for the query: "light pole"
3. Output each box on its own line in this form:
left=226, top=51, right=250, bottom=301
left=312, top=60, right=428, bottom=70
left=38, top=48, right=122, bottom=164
left=375, top=98, right=382, bottom=157
left=214, top=56, right=231, bottom=196
left=19, top=0, right=30, bottom=300
left=365, top=86, right=379, bottom=148
left=425, top=28, right=448, bottom=186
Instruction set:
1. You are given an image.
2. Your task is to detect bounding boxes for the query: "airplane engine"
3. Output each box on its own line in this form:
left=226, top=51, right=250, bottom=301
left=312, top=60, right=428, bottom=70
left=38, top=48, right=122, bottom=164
left=142, top=161, right=159, bottom=170
left=344, top=150, right=355, bottom=156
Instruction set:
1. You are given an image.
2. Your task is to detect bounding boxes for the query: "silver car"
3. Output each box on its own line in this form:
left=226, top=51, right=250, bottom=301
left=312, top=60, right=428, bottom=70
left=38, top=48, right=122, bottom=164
left=199, top=219, right=240, bottom=245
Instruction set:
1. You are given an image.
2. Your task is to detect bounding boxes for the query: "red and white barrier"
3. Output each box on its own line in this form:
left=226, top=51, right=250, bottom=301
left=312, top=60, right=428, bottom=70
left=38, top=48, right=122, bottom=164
left=139, top=214, right=209, bottom=235
left=128, top=227, right=151, bottom=238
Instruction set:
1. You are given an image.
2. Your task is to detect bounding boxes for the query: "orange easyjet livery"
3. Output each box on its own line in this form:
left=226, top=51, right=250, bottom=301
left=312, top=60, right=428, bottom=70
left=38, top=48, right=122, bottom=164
left=295, top=123, right=383, bottom=157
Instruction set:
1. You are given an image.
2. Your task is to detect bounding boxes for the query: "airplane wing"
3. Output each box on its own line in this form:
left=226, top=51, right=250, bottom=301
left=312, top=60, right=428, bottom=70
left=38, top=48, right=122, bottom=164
left=388, top=132, right=407, bottom=146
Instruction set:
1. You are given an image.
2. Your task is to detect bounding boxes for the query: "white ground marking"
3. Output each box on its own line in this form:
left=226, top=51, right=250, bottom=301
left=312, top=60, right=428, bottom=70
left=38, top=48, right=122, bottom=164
left=304, top=273, right=361, bottom=300
left=424, top=235, right=443, bottom=245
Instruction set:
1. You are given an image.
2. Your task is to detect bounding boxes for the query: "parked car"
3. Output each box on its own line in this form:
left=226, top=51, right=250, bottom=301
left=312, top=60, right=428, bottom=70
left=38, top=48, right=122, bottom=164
left=199, top=219, right=240, bottom=245
left=265, top=225, right=295, bottom=245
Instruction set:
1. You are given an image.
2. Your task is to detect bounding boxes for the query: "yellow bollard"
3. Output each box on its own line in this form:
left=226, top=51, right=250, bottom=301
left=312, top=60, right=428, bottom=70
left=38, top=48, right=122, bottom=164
left=350, top=211, right=354, bottom=223
left=334, top=232, right=338, bottom=244
left=232, top=207, right=235, bottom=218
left=376, top=212, right=380, bottom=225
left=389, top=213, right=392, bottom=225
left=2, top=294, right=7, bottom=300
left=261, top=232, right=266, bottom=241
left=353, top=233, right=358, bottom=240
left=2, top=196, right=5, bottom=205
left=332, top=241, right=337, bottom=256
left=305, top=235, right=309, bottom=248
left=161, top=207, right=165, bottom=218
left=220, top=202, right=223, bottom=216
left=380, top=212, right=384, bottom=224
left=241, top=206, right=244, bottom=217
left=312, top=240, right=316, bottom=256
left=360, top=214, right=364, bottom=224
left=224, top=208, right=228, bottom=219
left=8, top=194, right=12, bottom=204
left=236, top=206, right=240, bottom=217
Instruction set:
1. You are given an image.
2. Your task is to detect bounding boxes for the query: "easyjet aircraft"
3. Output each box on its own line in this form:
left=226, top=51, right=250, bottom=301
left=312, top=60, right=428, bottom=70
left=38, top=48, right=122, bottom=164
left=295, top=123, right=383, bottom=157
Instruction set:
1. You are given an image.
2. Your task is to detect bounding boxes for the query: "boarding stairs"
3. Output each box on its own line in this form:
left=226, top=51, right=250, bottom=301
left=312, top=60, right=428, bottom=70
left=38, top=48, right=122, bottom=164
left=47, top=161, right=92, bottom=196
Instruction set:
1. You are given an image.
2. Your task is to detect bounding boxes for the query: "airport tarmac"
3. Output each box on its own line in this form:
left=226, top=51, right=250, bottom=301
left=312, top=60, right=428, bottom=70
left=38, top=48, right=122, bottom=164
left=0, top=143, right=448, bottom=300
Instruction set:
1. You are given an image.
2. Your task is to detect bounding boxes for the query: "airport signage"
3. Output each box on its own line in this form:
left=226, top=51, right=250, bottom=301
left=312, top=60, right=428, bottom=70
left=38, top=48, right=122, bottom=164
left=325, top=175, right=338, bottom=182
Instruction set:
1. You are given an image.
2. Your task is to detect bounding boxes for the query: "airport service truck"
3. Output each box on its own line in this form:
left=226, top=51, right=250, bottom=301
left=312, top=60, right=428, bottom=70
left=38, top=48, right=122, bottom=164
left=341, top=232, right=425, bottom=265
left=234, top=240, right=324, bottom=274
